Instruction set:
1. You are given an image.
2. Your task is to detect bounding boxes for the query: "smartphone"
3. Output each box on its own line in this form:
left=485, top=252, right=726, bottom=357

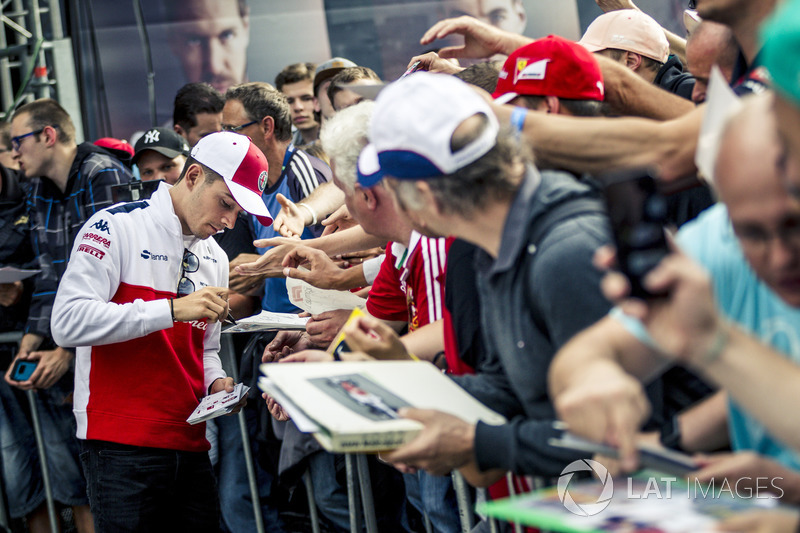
left=10, top=359, right=38, bottom=382
left=600, top=168, right=670, bottom=299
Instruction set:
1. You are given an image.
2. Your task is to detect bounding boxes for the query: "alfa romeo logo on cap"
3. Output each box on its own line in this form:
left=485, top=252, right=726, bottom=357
left=258, top=171, right=268, bottom=192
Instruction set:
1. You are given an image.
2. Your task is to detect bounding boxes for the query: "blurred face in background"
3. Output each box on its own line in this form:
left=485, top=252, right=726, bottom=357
left=136, top=151, right=186, bottom=185
left=446, top=0, right=527, bottom=35
left=169, top=0, right=250, bottom=95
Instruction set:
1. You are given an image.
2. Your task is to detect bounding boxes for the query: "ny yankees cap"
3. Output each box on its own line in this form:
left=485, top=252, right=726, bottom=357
left=357, top=73, right=499, bottom=187
left=132, top=127, right=190, bottom=165
left=191, top=132, right=273, bottom=226
left=493, top=35, right=605, bottom=105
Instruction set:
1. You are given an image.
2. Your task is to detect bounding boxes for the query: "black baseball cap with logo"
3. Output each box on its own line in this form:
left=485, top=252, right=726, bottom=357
left=132, top=127, right=191, bottom=165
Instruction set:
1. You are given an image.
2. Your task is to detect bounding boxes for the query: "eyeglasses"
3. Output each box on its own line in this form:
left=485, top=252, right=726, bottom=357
left=222, top=120, right=258, bottom=133
left=10, top=128, right=45, bottom=151
left=177, top=249, right=199, bottom=297
left=734, top=223, right=800, bottom=255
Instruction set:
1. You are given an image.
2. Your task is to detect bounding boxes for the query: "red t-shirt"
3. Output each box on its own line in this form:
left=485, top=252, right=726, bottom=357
left=366, top=232, right=452, bottom=331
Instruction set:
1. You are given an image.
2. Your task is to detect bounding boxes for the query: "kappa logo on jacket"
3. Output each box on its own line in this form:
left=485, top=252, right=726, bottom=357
left=91, top=219, right=110, bottom=234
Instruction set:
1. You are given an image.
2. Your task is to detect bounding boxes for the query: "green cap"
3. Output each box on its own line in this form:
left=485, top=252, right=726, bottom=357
left=761, top=0, right=800, bottom=105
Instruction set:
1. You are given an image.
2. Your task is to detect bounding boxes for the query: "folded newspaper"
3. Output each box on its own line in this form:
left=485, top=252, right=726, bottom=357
left=223, top=310, right=309, bottom=333
left=187, top=383, right=250, bottom=424
left=259, top=360, right=506, bottom=452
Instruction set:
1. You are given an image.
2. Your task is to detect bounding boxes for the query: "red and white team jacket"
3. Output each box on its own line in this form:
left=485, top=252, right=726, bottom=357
left=366, top=231, right=452, bottom=331
left=52, top=183, right=227, bottom=452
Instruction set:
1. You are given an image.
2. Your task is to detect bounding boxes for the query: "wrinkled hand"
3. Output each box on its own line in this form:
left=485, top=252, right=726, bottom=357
left=210, top=377, right=247, bottom=414
left=229, top=253, right=268, bottom=294
left=406, top=51, right=463, bottom=75
left=596, top=245, right=725, bottom=365
left=281, top=349, right=334, bottom=363
left=232, top=243, right=300, bottom=284
left=420, top=16, right=531, bottom=59
left=383, top=408, right=475, bottom=476
left=263, top=393, right=290, bottom=421
left=6, top=345, right=73, bottom=391
left=283, top=246, right=347, bottom=290
left=554, top=358, right=651, bottom=472
left=0, top=281, right=24, bottom=307
left=172, top=287, right=229, bottom=323
left=306, top=309, right=351, bottom=348
left=272, top=193, right=309, bottom=239
left=262, top=330, right=315, bottom=363
left=341, top=314, right=410, bottom=360
left=596, top=0, right=638, bottom=12
left=321, top=205, right=358, bottom=237
left=337, top=247, right=384, bottom=267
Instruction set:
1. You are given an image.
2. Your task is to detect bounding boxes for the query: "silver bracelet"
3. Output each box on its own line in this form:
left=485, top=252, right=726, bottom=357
left=298, top=203, right=318, bottom=226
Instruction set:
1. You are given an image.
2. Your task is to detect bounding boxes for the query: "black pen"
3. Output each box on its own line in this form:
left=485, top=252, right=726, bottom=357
left=225, top=311, right=237, bottom=325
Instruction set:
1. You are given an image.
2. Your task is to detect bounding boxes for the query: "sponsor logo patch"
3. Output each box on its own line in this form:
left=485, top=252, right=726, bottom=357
left=91, top=219, right=110, bottom=234
left=189, top=320, right=208, bottom=330
left=515, top=58, right=550, bottom=83
left=78, top=244, right=105, bottom=260
left=141, top=250, right=168, bottom=261
left=83, top=232, right=111, bottom=249
left=258, top=171, right=268, bottom=192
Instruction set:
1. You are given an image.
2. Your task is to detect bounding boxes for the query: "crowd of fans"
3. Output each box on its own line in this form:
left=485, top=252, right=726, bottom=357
left=1, top=0, right=800, bottom=531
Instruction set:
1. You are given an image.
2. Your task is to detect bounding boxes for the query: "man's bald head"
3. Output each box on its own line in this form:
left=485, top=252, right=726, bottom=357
left=714, top=94, right=800, bottom=307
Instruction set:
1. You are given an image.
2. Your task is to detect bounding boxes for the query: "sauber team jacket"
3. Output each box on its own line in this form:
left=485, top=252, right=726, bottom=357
left=52, top=182, right=227, bottom=452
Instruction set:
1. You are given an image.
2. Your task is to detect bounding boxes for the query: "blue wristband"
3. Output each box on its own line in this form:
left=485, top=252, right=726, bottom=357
left=510, top=106, right=527, bottom=138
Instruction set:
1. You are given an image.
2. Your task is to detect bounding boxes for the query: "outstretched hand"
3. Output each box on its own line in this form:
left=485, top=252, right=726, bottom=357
left=420, top=16, right=532, bottom=59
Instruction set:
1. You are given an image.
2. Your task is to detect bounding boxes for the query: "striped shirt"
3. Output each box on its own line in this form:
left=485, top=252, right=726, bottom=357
left=253, top=145, right=331, bottom=312
left=366, top=232, right=452, bottom=331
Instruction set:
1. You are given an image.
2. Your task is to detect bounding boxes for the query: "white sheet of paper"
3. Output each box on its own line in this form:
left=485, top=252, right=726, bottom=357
left=286, top=274, right=365, bottom=315
left=695, top=65, right=743, bottom=185
left=258, top=377, right=322, bottom=433
left=223, top=311, right=309, bottom=333
left=0, top=267, right=41, bottom=284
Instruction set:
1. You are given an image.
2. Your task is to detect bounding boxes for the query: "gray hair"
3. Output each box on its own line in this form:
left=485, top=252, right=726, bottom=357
left=392, top=120, right=529, bottom=218
left=318, top=100, right=375, bottom=192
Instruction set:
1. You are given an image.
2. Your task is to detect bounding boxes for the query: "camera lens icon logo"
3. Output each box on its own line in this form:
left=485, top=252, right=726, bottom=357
left=557, top=459, right=614, bottom=516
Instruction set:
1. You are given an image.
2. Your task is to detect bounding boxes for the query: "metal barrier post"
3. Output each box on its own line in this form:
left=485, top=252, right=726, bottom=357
left=302, top=470, right=322, bottom=533
left=26, top=390, right=58, bottom=533
left=345, top=454, right=361, bottom=533
left=505, top=473, right=523, bottom=533
left=355, top=454, right=377, bottom=533
left=452, top=471, right=475, bottom=533
left=219, top=335, right=265, bottom=533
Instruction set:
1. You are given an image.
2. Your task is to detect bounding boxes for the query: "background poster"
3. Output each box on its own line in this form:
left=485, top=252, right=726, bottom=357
left=85, top=0, right=684, bottom=141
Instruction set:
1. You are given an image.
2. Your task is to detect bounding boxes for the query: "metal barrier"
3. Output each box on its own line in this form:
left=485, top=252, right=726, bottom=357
left=219, top=334, right=266, bottom=533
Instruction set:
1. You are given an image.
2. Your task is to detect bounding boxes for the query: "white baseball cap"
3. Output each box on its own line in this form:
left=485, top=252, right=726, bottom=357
left=191, top=131, right=272, bottom=226
left=357, top=73, right=499, bottom=187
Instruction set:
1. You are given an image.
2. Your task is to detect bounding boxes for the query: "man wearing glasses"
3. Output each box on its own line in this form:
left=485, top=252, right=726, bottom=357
left=51, top=132, right=271, bottom=532
left=2, top=98, right=131, bottom=531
